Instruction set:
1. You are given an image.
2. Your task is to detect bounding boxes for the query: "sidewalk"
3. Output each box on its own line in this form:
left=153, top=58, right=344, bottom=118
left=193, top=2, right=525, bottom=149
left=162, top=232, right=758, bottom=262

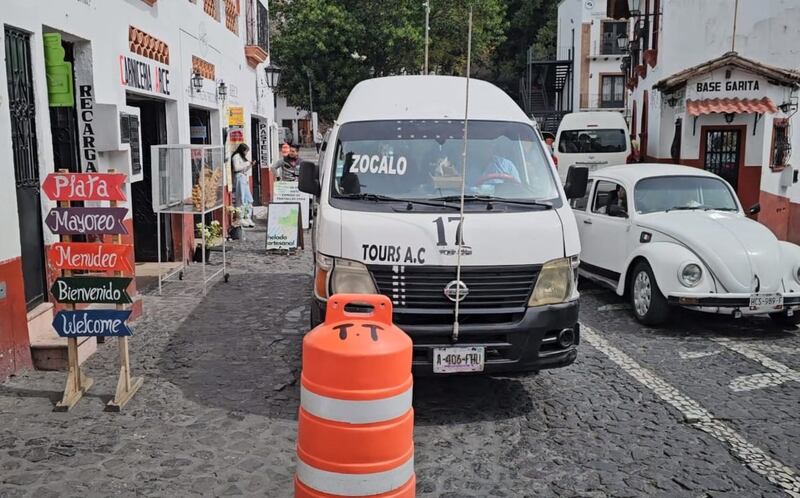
left=0, top=225, right=312, bottom=497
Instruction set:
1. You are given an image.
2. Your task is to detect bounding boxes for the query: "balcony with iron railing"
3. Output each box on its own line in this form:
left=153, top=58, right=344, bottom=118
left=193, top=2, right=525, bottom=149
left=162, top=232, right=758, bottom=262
left=244, top=0, right=269, bottom=67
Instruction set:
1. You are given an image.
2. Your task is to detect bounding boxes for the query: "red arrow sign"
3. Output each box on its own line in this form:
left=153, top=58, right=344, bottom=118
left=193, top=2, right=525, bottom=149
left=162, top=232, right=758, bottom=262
left=42, top=173, right=126, bottom=202
left=47, top=243, right=133, bottom=273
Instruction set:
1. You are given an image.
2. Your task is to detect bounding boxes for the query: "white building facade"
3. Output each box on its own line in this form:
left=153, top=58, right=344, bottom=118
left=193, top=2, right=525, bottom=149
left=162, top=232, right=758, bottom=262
left=0, top=0, right=277, bottom=379
left=558, top=0, right=629, bottom=113
left=611, top=0, right=800, bottom=243
left=275, top=95, right=318, bottom=147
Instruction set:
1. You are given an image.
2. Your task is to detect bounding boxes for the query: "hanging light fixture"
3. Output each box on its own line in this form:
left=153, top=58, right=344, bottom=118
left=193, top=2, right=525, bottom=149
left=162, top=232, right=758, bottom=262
left=724, top=112, right=735, bottom=123
left=627, top=0, right=642, bottom=16
left=191, top=70, right=204, bottom=94
left=264, top=62, right=282, bottom=90
left=216, top=80, right=228, bottom=102
left=617, top=32, right=630, bottom=52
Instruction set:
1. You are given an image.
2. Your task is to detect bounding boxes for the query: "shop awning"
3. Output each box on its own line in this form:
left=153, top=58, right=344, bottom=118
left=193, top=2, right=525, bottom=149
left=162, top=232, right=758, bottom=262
left=686, top=97, right=778, bottom=116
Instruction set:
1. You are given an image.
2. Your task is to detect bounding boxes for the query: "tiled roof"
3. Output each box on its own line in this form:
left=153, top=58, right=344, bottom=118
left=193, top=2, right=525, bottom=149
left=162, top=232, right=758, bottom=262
left=654, top=52, right=800, bottom=93
left=686, top=97, right=778, bottom=116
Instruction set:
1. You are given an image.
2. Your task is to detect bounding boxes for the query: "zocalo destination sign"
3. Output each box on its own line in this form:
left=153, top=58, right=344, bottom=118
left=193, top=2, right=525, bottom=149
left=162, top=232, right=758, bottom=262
left=51, top=277, right=132, bottom=304
left=53, top=310, right=132, bottom=338
left=45, top=207, right=128, bottom=236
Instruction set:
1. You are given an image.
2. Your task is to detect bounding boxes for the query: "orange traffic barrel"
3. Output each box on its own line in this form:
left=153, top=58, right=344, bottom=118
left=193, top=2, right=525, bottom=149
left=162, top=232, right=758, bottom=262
left=295, top=294, right=415, bottom=497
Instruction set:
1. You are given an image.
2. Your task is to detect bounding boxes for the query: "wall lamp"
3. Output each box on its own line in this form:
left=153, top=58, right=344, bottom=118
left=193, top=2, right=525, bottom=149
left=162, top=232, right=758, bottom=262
left=191, top=71, right=204, bottom=94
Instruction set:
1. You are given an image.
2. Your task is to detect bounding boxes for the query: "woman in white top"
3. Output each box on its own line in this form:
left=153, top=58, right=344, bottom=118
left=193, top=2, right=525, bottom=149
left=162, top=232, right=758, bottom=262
left=231, top=143, right=255, bottom=227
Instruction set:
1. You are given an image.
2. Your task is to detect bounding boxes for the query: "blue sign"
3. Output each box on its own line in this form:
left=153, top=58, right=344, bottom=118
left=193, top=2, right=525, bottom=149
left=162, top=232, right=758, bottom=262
left=52, top=310, right=132, bottom=338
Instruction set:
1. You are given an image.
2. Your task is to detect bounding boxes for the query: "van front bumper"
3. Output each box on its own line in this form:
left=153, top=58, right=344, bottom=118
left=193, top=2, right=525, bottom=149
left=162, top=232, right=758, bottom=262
left=312, top=299, right=579, bottom=376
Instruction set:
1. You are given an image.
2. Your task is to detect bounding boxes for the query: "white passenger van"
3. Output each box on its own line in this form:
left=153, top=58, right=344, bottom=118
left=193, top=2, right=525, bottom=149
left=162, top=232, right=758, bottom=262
left=554, top=111, right=632, bottom=183
left=298, top=75, right=588, bottom=375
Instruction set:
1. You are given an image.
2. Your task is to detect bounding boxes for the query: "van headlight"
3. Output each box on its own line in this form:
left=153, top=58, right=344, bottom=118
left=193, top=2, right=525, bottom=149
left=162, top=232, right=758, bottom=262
left=529, top=257, right=574, bottom=306
left=679, top=263, right=703, bottom=288
left=330, top=258, right=377, bottom=296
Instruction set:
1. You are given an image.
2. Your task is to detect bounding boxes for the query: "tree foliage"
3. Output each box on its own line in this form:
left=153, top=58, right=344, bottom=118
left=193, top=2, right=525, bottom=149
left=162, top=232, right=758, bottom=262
left=271, top=0, right=558, bottom=122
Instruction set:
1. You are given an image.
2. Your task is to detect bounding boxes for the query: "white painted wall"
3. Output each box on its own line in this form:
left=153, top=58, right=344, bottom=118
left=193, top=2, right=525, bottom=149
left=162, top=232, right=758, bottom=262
left=0, top=0, right=275, bottom=262
left=629, top=0, right=800, bottom=204
left=275, top=95, right=317, bottom=145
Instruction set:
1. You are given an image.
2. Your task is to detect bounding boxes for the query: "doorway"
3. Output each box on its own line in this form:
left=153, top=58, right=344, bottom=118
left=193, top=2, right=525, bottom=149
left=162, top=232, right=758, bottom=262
left=5, top=26, right=46, bottom=310
left=189, top=108, right=211, bottom=145
left=250, top=117, right=263, bottom=205
left=48, top=39, right=81, bottom=174
left=703, top=128, right=742, bottom=191
left=127, top=95, right=172, bottom=262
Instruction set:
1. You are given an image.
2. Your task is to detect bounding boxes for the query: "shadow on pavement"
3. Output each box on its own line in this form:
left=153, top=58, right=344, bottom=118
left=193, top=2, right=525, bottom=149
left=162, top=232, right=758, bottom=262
left=413, top=375, right=534, bottom=426
left=579, top=278, right=799, bottom=339
left=158, top=273, right=311, bottom=419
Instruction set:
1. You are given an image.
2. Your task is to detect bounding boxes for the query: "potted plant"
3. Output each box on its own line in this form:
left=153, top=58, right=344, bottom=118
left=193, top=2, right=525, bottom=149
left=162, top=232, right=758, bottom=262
left=227, top=206, right=244, bottom=240
left=194, top=221, right=223, bottom=262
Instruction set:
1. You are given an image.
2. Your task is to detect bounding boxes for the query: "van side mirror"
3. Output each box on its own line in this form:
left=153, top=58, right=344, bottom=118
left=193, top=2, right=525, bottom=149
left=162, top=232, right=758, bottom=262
left=749, top=202, right=760, bottom=215
left=564, top=166, right=589, bottom=200
left=298, top=161, right=321, bottom=197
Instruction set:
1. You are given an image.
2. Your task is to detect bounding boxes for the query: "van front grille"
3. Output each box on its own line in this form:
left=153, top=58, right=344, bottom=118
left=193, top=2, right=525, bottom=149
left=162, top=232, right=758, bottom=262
left=369, top=264, right=540, bottom=310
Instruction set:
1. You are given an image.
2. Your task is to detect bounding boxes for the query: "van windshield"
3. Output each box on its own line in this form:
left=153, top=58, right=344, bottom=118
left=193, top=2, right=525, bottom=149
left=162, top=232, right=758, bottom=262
left=331, top=120, right=559, bottom=206
left=558, top=129, right=627, bottom=153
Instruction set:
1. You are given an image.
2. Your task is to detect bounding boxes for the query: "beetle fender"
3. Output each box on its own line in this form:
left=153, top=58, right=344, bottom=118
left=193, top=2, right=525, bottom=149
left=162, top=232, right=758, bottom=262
left=778, top=241, right=800, bottom=291
left=617, top=241, right=716, bottom=296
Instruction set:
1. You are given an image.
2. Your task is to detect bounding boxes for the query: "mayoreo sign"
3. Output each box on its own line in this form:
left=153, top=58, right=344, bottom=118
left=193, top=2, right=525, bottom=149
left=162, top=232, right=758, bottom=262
left=53, top=310, right=132, bottom=337
left=45, top=207, right=128, bottom=235
left=51, top=276, right=132, bottom=305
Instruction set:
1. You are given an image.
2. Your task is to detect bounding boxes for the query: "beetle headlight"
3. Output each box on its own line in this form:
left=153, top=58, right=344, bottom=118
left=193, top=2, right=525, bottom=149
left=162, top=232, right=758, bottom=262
left=330, top=258, right=377, bottom=295
left=794, top=266, right=800, bottom=284
left=529, top=257, right=574, bottom=306
left=679, top=263, right=703, bottom=288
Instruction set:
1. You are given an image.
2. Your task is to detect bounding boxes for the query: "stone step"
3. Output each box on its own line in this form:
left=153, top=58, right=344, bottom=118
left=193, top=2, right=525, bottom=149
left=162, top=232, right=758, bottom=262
left=27, top=303, right=97, bottom=371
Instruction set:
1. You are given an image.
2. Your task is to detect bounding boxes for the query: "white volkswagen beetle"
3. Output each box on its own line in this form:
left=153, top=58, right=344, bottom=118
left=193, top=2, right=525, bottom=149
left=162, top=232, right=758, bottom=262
left=570, top=164, right=800, bottom=326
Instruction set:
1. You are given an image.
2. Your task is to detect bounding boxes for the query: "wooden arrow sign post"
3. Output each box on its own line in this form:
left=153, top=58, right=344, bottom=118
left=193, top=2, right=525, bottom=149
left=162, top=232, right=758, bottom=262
left=44, top=170, right=142, bottom=411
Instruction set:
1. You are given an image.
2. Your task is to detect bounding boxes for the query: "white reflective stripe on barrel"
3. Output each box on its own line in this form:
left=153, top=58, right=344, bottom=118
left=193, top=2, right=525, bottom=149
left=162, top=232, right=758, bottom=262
left=297, top=455, right=414, bottom=497
left=301, top=385, right=412, bottom=424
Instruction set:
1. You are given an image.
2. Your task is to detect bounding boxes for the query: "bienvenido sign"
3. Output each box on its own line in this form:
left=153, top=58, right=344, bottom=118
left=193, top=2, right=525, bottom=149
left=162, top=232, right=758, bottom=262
left=45, top=207, right=128, bottom=236
left=43, top=172, right=126, bottom=202
left=51, top=276, right=132, bottom=304
left=53, top=310, right=132, bottom=338
left=47, top=242, right=133, bottom=273
left=119, top=54, right=171, bottom=97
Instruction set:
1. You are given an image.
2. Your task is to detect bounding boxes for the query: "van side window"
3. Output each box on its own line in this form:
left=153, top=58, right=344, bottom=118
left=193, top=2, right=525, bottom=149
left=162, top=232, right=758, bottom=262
left=570, top=179, right=593, bottom=210
left=592, top=180, right=628, bottom=217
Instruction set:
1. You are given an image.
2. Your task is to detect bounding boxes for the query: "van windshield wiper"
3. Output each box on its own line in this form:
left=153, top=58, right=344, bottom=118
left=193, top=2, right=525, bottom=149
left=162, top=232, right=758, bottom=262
left=432, top=194, right=553, bottom=209
left=336, top=192, right=460, bottom=210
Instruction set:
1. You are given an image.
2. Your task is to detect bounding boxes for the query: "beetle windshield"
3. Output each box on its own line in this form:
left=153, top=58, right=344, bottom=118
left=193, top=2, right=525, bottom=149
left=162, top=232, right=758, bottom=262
left=331, top=120, right=559, bottom=204
left=634, top=176, right=739, bottom=214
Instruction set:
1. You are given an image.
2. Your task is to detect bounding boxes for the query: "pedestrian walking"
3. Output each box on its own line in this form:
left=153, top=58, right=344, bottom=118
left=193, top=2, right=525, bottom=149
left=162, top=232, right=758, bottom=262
left=270, top=143, right=298, bottom=180
left=232, top=143, right=255, bottom=227
left=314, top=129, right=323, bottom=153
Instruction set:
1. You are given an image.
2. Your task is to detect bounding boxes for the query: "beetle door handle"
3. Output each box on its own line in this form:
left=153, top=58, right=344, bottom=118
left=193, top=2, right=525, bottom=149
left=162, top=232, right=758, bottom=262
left=583, top=219, right=592, bottom=225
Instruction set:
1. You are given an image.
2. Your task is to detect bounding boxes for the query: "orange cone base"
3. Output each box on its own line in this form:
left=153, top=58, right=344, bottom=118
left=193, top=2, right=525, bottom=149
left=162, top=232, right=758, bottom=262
left=295, top=474, right=415, bottom=498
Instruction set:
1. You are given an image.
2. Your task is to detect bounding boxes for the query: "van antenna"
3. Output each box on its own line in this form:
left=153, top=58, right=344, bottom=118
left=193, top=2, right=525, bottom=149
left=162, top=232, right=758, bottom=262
left=452, top=6, right=473, bottom=342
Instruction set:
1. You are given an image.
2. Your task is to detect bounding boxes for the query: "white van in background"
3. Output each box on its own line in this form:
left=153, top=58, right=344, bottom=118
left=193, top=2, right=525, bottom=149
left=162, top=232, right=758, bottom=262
left=298, top=75, right=589, bottom=376
left=554, top=111, right=632, bottom=183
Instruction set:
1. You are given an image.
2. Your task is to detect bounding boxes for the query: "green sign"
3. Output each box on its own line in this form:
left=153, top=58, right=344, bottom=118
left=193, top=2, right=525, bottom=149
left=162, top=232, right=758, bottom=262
left=43, top=33, right=74, bottom=107
left=50, top=277, right=133, bottom=305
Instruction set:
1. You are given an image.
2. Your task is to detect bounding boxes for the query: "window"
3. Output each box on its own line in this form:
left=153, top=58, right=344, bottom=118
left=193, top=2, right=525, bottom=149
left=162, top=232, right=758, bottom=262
left=592, top=181, right=627, bottom=216
left=771, top=120, right=791, bottom=171
left=570, top=180, right=594, bottom=210
left=634, top=176, right=738, bottom=214
left=600, top=75, right=625, bottom=109
left=558, top=129, right=627, bottom=153
left=601, top=21, right=628, bottom=55
left=331, top=120, right=560, bottom=209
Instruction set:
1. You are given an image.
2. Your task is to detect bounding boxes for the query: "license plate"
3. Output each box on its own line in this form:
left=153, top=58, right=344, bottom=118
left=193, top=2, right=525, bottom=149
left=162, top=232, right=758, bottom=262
left=749, top=293, right=783, bottom=310
left=433, top=347, right=485, bottom=374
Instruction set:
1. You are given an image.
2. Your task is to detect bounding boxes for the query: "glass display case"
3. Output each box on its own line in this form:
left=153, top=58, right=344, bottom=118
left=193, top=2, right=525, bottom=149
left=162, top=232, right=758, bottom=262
left=151, top=144, right=225, bottom=214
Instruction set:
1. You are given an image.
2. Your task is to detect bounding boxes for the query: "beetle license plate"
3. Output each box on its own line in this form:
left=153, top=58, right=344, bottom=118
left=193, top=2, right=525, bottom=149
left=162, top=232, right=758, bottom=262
left=749, top=293, right=783, bottom=310
left=433, top=347, right=485, bottom=374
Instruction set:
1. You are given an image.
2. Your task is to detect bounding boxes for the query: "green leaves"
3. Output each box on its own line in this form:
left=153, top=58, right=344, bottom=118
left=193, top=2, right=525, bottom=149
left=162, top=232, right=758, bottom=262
left=271, top=0, right=556, bottom=121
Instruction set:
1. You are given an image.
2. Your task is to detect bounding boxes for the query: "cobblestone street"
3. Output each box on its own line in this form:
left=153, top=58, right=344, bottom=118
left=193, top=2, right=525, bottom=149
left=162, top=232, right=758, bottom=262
left=1, top=223, right=799, bottom=497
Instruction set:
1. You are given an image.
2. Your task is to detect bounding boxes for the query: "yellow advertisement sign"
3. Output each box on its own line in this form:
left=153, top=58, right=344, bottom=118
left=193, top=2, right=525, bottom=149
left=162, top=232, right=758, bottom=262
left=228, top=106, right=244, bottom=127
